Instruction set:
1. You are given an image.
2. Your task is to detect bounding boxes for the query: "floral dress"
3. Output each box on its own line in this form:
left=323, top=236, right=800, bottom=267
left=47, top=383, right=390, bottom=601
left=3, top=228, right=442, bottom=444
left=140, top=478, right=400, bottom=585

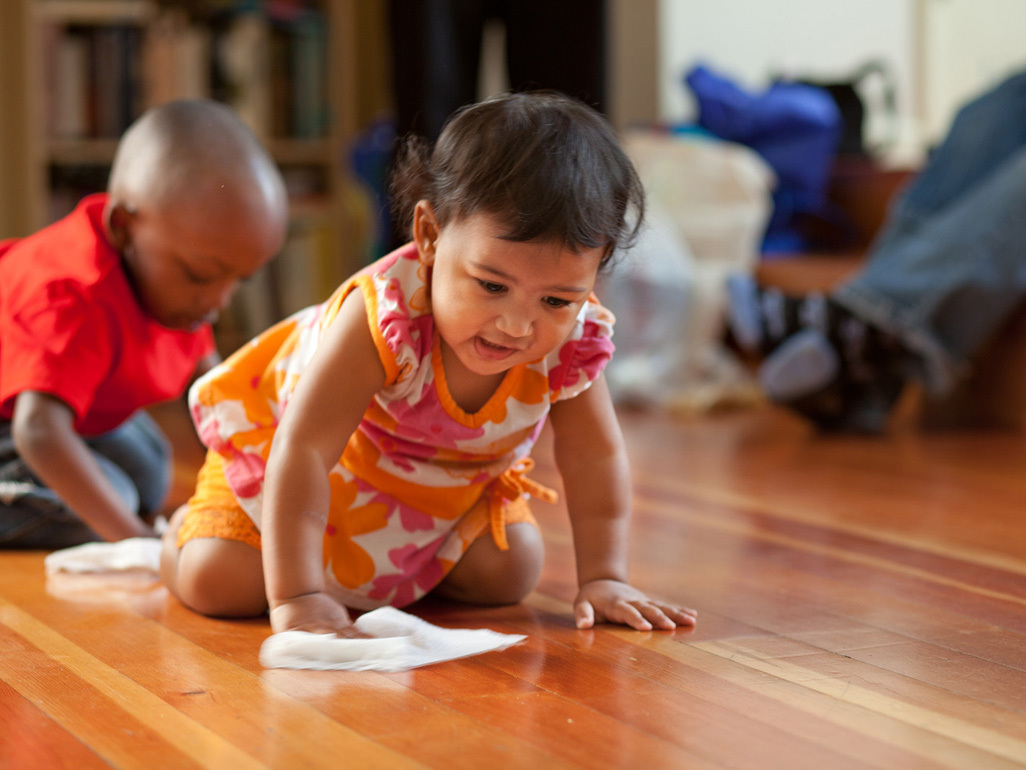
left=189, top=243, right=615, bottom=609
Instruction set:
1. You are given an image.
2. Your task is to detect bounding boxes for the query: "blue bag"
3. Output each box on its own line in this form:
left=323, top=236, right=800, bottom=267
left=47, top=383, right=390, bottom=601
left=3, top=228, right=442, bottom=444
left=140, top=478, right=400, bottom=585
left=685, top=64, right=842, bottom=253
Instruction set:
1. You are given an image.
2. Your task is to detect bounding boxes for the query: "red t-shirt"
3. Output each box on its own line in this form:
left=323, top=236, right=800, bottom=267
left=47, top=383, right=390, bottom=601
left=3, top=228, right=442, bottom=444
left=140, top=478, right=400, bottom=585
left=0, top=193, right=215, bottom=436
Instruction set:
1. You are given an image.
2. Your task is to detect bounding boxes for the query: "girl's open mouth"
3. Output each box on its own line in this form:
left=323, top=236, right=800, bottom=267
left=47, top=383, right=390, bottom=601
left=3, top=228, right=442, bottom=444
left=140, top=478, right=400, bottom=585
left=474, top=336, right=518, bottom=361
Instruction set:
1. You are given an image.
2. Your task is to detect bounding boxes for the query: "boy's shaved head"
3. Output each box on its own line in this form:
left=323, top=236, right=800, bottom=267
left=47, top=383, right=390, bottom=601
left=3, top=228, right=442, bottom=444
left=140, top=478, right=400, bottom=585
left=108, top=99, right=287, bottom=222
left=104, top=100, right=289, bottom=331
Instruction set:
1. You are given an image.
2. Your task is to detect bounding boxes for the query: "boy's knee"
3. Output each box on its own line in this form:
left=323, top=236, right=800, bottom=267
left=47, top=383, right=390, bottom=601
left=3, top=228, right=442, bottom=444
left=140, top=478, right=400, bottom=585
left=166, top=535, right=267, bottom=618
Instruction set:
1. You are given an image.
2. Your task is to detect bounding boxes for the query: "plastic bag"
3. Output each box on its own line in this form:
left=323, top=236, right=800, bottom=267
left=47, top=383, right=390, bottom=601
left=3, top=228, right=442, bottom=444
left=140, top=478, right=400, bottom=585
left=600, top=200, right=695, bottom=405
left=600, top=131, right=773, bottom=412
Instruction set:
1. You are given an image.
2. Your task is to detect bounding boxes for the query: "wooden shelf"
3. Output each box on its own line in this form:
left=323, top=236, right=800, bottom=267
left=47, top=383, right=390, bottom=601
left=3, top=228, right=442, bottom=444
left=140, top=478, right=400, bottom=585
left=266, top=138, right=335, bottom=165
left=32, top=0, right=156, bottom=23
left=46, top=134, right=337, bottom=171
left=45, top=139, right=121, bottom=166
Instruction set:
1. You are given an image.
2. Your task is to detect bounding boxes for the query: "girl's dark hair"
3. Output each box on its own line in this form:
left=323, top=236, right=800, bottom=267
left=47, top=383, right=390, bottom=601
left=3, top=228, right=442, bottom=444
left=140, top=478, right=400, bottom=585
left=390, top=91, right=644, bottom=268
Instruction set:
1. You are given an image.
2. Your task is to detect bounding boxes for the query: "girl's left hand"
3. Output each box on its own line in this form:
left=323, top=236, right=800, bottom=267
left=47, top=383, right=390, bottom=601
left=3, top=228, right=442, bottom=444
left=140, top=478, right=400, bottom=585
left=573, top=579, right=698, bottom=631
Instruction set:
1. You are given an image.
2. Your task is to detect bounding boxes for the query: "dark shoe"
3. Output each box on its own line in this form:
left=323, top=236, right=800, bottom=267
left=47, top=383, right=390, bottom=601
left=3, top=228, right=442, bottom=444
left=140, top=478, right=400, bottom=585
left=726, top=272, right=767, bottom=353
left=0, top=474, right=98, bottom=549
left=726, top=272, right=865, bottom=358
left=758, top=328, right=907, bottom=433
left=727, top=273, right=913, bottom=433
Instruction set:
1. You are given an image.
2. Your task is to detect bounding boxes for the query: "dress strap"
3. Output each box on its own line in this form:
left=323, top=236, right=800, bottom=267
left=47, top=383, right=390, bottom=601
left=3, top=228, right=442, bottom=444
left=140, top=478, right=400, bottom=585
left=487, top=458, right=558, bottom=551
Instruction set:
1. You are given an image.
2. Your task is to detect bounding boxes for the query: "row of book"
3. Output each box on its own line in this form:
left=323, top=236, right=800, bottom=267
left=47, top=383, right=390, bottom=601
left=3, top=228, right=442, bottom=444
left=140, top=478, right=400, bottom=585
left=44, top=23, right=143, bottom=140
left=42, top=4, right=329, bottom=141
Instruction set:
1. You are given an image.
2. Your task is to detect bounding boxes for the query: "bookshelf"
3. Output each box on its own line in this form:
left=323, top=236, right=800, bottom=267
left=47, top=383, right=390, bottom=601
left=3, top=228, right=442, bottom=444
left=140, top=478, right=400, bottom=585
left=3, top=0, right=377, bottom=352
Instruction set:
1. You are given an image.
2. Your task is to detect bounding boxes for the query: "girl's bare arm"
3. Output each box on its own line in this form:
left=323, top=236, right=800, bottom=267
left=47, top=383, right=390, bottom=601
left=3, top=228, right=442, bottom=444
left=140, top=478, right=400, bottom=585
left=549, top=375, right=697, bottom=630
left=261, top=290, right=385, bottom=634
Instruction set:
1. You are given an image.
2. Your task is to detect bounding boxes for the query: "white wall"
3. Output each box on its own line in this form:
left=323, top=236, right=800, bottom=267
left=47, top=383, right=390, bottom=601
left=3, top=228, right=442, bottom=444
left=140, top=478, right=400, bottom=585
left=658, top=0, right=1026, bottom=162
left=658, top=0, right=918, bottom=158
left=921, top=0, right=1026, bottom=141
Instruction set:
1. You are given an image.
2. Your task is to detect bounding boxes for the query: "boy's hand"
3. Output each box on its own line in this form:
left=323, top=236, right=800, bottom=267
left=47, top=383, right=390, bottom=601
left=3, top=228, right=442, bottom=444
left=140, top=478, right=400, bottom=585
left=268, top=591, right=365, bottom=637
left=573, top=579, right=698, bottom=631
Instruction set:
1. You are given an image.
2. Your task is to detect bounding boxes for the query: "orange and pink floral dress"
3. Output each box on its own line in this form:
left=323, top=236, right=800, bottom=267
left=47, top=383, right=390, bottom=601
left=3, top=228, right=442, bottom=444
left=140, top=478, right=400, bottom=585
left=189, top=243, right=615, bottom=609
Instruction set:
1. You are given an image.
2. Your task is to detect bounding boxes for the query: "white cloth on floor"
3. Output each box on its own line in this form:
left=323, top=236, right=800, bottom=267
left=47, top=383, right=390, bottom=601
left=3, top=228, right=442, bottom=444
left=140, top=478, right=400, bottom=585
left=44, top=537, right=163, bottom=575
left=259, top=606, right=527, bottom=672
left=44, top=542, right=526, bottom=672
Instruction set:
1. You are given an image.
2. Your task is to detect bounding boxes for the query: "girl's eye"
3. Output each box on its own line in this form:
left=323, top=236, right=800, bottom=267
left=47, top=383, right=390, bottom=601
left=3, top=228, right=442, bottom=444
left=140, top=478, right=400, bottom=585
left=544, top=297, right=572, bottom=309
left=478, top=280, right=505, bottom=294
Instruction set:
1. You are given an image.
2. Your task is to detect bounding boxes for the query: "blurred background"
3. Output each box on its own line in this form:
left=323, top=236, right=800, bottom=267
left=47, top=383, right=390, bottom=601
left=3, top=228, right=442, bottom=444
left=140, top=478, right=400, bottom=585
left=1, top=0, right=1024, bottom=364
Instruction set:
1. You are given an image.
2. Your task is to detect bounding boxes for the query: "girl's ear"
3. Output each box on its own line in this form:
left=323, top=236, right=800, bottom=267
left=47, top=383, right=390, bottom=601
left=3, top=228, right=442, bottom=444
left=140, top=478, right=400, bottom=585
left=412, top=200, right=439, bottom=264
left=103, top=201, right=136, bottom=251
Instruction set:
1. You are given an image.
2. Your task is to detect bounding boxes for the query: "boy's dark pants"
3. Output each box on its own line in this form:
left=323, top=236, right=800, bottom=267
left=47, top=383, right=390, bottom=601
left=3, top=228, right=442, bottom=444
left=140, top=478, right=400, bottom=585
left=0, top=410, right=171, bottom=549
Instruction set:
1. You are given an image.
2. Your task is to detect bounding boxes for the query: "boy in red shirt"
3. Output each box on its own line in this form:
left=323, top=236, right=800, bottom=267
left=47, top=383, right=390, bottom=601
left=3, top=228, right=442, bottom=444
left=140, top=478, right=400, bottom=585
left=0, top=99, right=288, bottom=547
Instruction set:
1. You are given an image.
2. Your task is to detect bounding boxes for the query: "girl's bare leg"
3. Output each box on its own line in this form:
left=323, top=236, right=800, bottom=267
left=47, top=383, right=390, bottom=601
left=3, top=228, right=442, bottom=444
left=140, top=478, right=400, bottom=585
left=160, top=505, right=268, bottom=617
left=434, top=522, right=544, bottom=605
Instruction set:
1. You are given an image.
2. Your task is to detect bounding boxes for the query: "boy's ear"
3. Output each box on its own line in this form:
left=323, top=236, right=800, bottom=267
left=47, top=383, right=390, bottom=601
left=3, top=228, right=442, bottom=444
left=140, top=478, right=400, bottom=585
left=104, top=201, right=135, bottom=251
left=412, top=200, right=439, bottom=264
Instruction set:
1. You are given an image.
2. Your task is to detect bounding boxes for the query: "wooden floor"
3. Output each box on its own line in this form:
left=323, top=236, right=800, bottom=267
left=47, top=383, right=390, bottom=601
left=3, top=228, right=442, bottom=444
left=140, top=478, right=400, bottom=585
left=2, top=399, right=1026, bottom=769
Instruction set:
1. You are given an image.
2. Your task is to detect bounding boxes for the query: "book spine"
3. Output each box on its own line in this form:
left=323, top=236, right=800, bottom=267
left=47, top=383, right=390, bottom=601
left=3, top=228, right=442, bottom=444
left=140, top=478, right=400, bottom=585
left=52, top=28, right=90, bottom=139
left=92, top=26, right=125, bottom=137
left=289, top=10, right=328, bottom=139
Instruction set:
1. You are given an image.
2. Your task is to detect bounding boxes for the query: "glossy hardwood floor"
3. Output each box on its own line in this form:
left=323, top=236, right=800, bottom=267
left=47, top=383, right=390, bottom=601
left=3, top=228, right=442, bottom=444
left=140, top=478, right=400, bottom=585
left=2, top=399, right=1025, bottom=769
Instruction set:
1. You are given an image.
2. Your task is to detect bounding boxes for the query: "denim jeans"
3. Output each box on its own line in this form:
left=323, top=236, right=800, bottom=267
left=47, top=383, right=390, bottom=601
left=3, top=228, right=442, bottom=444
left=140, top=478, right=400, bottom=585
left=0, top=410, right=171, bottom=549
left=833, top=70, right=1026, bottom=394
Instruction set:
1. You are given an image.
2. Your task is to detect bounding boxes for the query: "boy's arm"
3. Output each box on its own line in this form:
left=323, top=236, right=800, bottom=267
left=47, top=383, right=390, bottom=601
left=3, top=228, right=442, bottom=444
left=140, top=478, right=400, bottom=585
left=12, top=391, right=154, bottom=541
left=548, top=374, right=697, bottom=631
left=261, top=290, right=385, bottom=635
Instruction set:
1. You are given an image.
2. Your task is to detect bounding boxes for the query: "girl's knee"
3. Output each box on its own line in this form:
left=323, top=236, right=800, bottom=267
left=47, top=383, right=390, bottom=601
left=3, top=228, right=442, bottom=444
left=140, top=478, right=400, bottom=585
left=159, top=504, right=188, bottom=589
left=162, top=527, right=267, bottom=618
left=437, top=522, right=544, bottom=606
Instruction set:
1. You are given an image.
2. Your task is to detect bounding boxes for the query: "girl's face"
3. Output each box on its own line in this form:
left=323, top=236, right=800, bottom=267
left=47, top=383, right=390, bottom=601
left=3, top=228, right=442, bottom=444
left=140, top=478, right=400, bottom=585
left=414, top=202, right=606, bottom=380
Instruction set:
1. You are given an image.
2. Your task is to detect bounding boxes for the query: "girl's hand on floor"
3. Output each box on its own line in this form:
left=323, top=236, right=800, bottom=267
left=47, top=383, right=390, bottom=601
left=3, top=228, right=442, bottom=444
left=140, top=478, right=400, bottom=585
left=573, top=579, right=698, bottom=631
left=269, top=591, right=365, bottom=637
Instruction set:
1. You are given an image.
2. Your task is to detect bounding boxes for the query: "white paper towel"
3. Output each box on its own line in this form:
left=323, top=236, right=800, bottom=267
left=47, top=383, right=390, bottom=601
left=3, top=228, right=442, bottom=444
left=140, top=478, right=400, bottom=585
left=259, top=606, right=527, bottom=672
left=44, top=537, right=163, bottom=575
left=44, top=541, right=527, bottom=672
